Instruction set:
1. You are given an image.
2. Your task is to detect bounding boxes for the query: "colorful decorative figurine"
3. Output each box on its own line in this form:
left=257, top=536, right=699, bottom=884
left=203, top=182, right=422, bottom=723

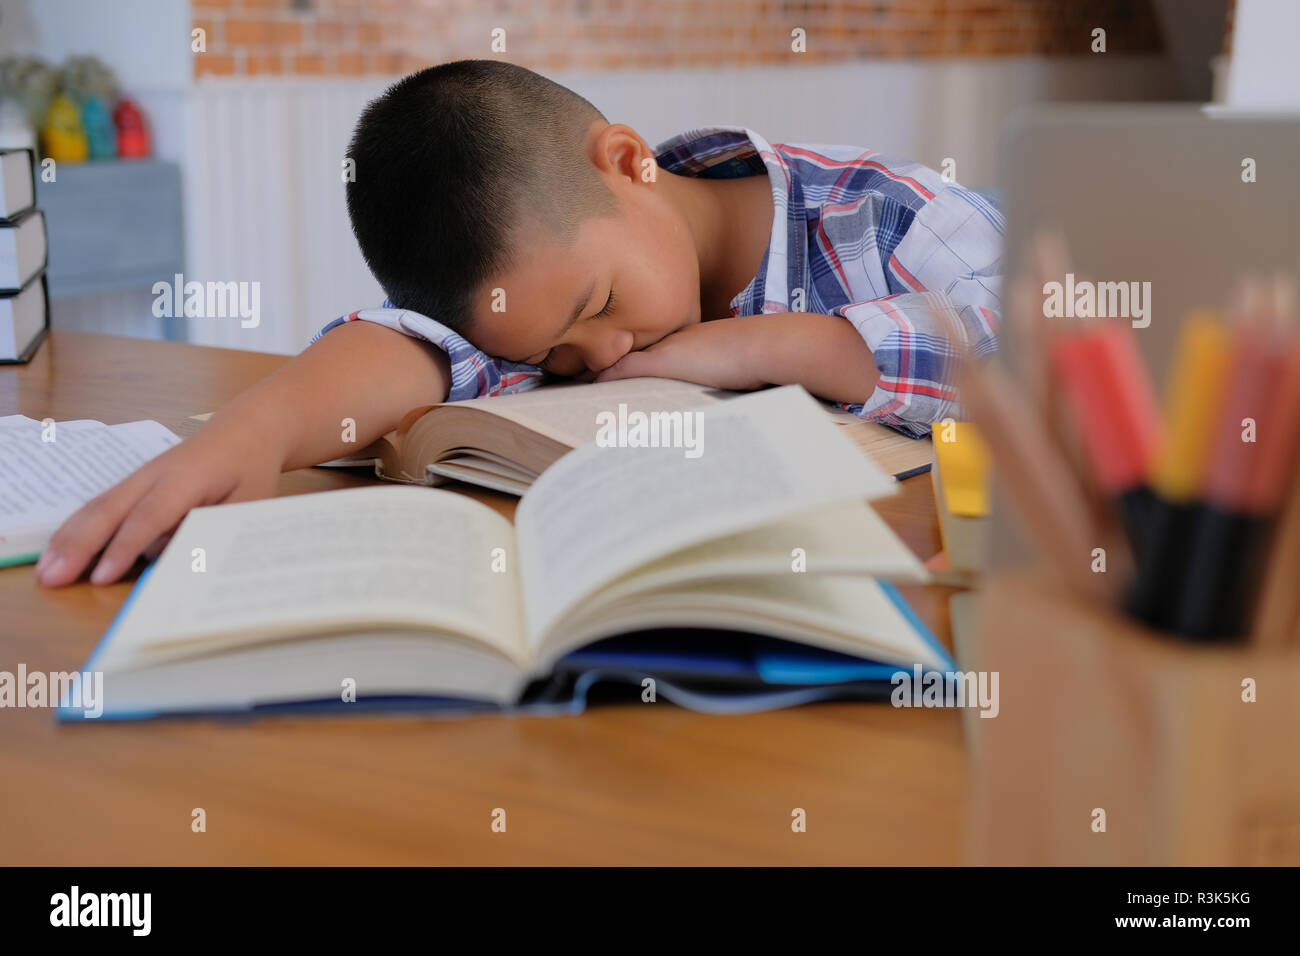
left=82, top=95, right=117, bottom=159
left=113, top=97, right=150, bottom=158
left=40, top=93, right=88, bottom=162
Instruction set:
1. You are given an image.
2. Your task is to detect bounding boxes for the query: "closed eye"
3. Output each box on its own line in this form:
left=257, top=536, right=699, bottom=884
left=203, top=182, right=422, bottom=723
left=534, top=290, right=616, bottom=371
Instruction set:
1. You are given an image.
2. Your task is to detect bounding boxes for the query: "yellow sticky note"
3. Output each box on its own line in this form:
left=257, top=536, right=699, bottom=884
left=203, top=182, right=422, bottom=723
left=934, top=422, right=991, bottom=517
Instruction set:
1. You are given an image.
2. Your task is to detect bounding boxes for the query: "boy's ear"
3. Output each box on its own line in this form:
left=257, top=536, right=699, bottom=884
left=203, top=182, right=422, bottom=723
left=588, top=123, right=653, bottom=183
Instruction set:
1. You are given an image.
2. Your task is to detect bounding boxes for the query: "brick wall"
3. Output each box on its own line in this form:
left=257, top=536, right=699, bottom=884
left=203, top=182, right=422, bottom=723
left=191, top=0, right=1164, bottom=79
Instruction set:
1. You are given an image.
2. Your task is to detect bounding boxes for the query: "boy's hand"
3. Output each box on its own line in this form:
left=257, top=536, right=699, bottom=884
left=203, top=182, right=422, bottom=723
left=35, top=423, right=284, bottom=588
left=36, top=319, right=452, bottom=588
left=594, top=316, right=768, bottom=390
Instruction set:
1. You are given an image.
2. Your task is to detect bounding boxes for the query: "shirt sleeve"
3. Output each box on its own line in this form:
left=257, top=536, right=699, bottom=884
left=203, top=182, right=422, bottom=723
left=311, top=302, right=546, bottom=403
left=829, top=185, right=1003, bottom=438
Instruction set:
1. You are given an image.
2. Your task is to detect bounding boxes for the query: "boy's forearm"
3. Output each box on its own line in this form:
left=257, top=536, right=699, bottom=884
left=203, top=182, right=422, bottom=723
left=203, top=320, right=451, bottom=471
left=750, top=312, right=881, bottom=405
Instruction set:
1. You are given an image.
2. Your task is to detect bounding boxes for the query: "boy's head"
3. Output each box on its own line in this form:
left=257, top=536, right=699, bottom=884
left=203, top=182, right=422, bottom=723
left=346, top=59, right=703, bottom=377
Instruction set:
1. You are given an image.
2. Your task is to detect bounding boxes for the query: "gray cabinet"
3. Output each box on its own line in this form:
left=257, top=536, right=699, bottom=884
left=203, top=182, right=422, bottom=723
left=34, top=159, right=183, bottom=299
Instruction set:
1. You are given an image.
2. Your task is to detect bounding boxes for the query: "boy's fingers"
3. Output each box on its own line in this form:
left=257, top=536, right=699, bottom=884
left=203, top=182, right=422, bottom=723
left=88, top=471, right=273, bottom=581
left=88, top=486, right=203, bottom=585
left=141, top=530, right=175, bottom=562
left=36, top=472, right=157, bottom=587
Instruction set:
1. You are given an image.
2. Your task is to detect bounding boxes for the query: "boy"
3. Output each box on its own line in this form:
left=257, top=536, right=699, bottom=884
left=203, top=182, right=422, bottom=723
left=36, top=59, right=1002, bottom=589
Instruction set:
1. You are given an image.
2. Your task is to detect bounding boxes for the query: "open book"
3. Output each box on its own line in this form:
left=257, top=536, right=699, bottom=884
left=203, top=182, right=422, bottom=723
left=0, top=415, right=179, bottom=565
left=66, top=386, right=948, bottom=720
left=312, top=377, right=933, bottom=495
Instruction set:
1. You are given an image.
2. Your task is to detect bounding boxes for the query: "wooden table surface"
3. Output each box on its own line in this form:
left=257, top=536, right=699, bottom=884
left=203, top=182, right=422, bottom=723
left=0, top=330, right=966, bottom=865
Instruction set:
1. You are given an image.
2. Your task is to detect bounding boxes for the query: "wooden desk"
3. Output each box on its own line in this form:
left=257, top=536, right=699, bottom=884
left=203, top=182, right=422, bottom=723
left=0, top=331, right=965, bottom=865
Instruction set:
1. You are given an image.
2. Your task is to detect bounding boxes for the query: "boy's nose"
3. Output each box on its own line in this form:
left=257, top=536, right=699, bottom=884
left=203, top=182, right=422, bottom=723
left=576, top=327, right=635, bottom=374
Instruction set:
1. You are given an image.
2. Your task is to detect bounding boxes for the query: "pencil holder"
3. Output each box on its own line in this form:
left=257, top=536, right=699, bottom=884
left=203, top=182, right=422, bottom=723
left=966, top=570, right=1300, bottom=865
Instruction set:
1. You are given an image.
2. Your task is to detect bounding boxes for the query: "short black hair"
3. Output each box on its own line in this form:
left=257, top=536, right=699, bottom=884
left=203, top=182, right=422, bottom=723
left=345, top=59, right=617, bottom=330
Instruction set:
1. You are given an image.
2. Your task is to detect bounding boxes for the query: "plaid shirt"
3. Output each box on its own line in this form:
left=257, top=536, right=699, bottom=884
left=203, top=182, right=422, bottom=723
left=314, top=126, right=1002, bottom=437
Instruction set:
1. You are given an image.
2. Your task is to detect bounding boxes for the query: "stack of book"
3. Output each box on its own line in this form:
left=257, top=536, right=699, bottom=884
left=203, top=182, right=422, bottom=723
left=0, top=147, right=49, bottom=363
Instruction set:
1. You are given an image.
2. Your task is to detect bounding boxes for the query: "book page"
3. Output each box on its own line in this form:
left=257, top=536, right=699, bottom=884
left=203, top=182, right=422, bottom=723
left=546, top=573, right=950, bottom=674
left=446, top=377, right=727, bottom=446
left=94, top=485, right=527, bottom=671
left=560, top=500, right=926, bottom=617
left=0, top=416, right=179, bottom=535
left=427, top=461, right=531, bottom=497
left=514, top=385, right=899, bottom=647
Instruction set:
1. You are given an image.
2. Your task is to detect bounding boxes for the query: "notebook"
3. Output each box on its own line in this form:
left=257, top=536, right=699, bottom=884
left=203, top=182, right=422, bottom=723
left=0, top=148, right=36, bottom=223
left=0, top=272, right=48, bottom=364
left=0, top=207, right=46, bottom=293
